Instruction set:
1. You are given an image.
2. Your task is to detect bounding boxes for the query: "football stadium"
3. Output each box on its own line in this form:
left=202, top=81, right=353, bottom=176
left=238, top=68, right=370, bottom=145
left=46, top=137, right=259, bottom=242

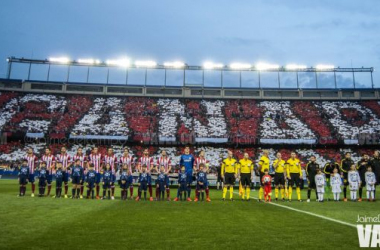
left=1, top=1, right=380, bottom=249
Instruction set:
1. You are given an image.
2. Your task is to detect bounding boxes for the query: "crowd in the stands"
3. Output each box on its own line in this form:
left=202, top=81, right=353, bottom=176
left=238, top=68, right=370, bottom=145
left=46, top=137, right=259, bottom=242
left=0, top=92, right=379, bottom=144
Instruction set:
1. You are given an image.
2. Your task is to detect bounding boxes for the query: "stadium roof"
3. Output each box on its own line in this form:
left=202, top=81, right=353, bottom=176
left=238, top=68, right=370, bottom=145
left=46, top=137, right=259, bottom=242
left=5, top=57, right=375, bottom=89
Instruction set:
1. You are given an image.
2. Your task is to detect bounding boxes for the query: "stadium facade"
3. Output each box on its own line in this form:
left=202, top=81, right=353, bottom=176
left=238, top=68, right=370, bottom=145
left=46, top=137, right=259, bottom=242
left=0, top=56, right=379, bottom=167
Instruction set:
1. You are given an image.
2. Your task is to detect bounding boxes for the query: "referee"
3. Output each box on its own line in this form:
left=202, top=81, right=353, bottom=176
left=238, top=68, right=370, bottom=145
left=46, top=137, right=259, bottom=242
left=221, top=150, right=237, bottom=201
left=238, top=153, right=254, bottom=201
left=258, top=150, right=270, bottom=202
left=273, top=152, right=286, bottom=201
left=305, top=155, right=319, bottom=202
left=340, top=152, right=355, bottom=202
left=286, top=151, right=302, bottom=202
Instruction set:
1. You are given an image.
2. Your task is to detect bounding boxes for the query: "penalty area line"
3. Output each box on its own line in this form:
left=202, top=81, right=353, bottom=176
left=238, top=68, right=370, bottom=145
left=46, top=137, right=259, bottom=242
left=233, top=192, right=357, bottom=229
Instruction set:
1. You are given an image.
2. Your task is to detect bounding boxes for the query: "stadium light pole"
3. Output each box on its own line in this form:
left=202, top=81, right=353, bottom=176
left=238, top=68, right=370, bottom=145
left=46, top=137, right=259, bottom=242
left=371, top=71, right=374, bottom=89
left=86, top=67, right=90, bottom=83
left=66, top=65, right=71, bottom=82
left=6, top=58, right=14, bottom=79
left=125, top=68, right=128, bottom=85
left=106, top=68, right=110, bottom=84
left=334, top=71, right=337, bottom=89
left=183, top=69, right=185, bottom=87
left=296, top=71, right=299, bottom=89
left=220, top=70, right=223, bottom=88
left=47, top=63, right=51, bottom=81
left=27, top=62, right=32, bottom=81
left=352, top=71, right=356, bottom=89
left=239, top=71, right=242, bottom=88
left=315, top=71, right=318, bottom=89
left=164, top=69, right=167, bottom=87
left=145, top=68, right=148, bottom=86
left=258, top=71, right=261, bottom=88
left=202, top=70, right=205, bottom=88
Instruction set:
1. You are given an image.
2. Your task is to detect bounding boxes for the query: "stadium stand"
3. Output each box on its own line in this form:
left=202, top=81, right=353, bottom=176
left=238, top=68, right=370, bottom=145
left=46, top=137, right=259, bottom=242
left=0, top=91, right=379, bottom=169
left=1, top=92, right=380, bottom=143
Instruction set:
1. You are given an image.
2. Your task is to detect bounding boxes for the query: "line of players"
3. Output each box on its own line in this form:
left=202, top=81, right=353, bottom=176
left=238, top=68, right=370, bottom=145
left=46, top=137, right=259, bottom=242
left=17, top=146, right=380, bottom=202
left=18, top=146, right=211, bottom=202
left=224, top=150, right=379, bottom=202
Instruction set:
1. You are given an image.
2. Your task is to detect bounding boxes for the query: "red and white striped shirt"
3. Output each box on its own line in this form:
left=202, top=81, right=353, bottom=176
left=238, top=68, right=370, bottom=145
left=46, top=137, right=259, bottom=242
left=120, top=155, right=134, bottom=173
left=156, top=156, right=172, bottom=172
left=73, top=154, right=87, bottom=168
left=88, top=154, right=102, bottom=173
left=56, top=153, right=71, bottom=170
left=139, top=156, right=154, bottom=171
left=25, top=155, right=38, bottom=174
left=194, top=157, right=209, bottom=170
left=41, top=154, right=56, bottom=174
left=103, top=154, right=118, bottom=173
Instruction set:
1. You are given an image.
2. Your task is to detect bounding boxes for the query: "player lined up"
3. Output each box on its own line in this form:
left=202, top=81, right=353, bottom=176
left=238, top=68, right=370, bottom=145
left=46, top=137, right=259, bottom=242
left=219, top=150, right=379, bottom=202
left=17, top=147, right=379, bottom=203
left=18, top=146, right=211, bottom=202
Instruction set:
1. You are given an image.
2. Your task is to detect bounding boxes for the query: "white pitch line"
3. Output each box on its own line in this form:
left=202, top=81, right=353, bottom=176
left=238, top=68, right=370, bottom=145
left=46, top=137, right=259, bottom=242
left=233, top=192, right=357, bottom=229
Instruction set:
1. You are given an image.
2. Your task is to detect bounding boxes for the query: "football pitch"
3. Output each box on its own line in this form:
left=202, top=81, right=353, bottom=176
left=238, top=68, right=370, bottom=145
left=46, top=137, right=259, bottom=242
left=0, top=180, right=377, bottom=250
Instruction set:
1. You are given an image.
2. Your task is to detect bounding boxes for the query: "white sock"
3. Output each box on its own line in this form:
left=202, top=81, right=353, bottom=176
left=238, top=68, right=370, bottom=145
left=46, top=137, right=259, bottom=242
left=350, top=191, right=354, bottom=200
left=371, top=191, right=374, bottom=199
left=320, top=193, right=324, bottom=201
left=367, top=191, right=370, bottom=200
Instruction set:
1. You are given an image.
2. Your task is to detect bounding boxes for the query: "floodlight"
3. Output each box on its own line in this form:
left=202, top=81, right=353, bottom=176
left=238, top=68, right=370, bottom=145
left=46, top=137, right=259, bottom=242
left=49, top=57, right=71, bottom=64
left=135, top=60, right=157, bottom=67
left=255, top=63, right=280, bottom=71
left=164, top=61, right=185, bottom=68
left=106, top=58, right=131, bottom=67
left=285, top=64, right=307, bottom=70
left=315, top=65, right=335, bottom=70
left=229, top=63, right=252, bottom=69
left=203, top=62, right=224, bottom=69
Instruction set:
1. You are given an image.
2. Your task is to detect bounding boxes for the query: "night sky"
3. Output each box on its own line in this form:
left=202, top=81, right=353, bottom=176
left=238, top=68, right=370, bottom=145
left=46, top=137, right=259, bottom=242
left=1, top=0, right=379, bottom=87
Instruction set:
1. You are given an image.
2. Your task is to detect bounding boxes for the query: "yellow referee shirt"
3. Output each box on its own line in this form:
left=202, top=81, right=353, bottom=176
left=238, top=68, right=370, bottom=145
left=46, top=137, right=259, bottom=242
left=286, top=158, right=302, bottom=177
left=259, top=155, right=270, bottom=173
left=238, top=159, right=253, bottom=174
left=273, top=159, right=286, bottom=173
left=221, top=158, right=237, bottom=174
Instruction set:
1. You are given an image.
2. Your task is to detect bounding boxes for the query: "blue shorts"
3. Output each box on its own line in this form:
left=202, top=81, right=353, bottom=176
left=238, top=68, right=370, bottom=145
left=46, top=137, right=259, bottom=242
left=81, top=175, right=85, bottom=184
left=72, top=176, right=81, bottom=185
left=179, top=182, right=187, bottom=192
left=186, top=173, right=193, bottom=185
left=47, top=174, right=53, bottom=184
left=63, top=172, right=69, bottom=183
left=197, top=183, right=205, bottom=190
left=56, top=179, right=63, bottom=188
left=87, top=181, right=95, bottom=189
left=147, top=175, right=152, bottom=185
left=104, top=182, right=110, bottom=189
left=19, top=176, right=28, bottom=185
left=120, top=180, right=130, bottom=189
left=39, top=178, right=47, bottom=187
left=128, top=175, right=133, bottom=184
left=28, top=173, right=35, bottom=183
left=96, top=173, right=101, bottom=184
left=157, top=182, right=166, bottom=192
left=139, top=181, right=148, bottom=191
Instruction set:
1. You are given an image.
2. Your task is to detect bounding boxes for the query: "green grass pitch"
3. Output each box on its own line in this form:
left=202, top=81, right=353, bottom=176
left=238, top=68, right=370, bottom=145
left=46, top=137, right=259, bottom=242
left=0, top=180, right=378, bottom=250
